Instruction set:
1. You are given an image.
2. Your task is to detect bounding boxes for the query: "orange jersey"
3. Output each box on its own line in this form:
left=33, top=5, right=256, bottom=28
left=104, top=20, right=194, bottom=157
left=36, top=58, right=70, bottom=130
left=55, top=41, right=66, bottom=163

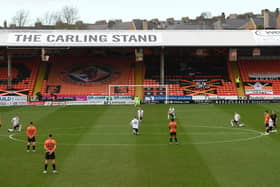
left=44, top=139, right=57, bottom=152
left=264, top=113, right=270, bottom=124
left=26, top=125, right=37, bottom=137
left=168, top=122, right=177, bottom=133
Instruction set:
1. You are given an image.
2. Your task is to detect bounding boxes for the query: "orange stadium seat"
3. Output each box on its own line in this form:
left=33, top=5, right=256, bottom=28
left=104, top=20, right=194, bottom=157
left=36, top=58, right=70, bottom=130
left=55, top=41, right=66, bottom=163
left=41, top=56, right=135, bottom=96
left=144, top=57, right=237, bottom=96
left=238, top=60, right=280, bottom=95
left=0, top=58, right=39, bottom=95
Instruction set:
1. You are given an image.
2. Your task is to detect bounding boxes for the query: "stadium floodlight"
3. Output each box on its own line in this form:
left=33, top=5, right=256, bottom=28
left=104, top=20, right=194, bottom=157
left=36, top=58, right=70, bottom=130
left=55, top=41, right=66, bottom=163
left=108, top=84, right=169, bottom=104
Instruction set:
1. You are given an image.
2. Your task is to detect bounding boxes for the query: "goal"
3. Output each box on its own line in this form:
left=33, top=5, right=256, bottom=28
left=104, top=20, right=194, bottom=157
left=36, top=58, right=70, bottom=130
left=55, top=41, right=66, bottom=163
left=108, top=84, right=169, bottom=103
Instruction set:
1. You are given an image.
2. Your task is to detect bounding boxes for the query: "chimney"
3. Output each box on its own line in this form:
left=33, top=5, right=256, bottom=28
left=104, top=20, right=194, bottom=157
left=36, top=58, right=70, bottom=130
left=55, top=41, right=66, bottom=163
left=218, top=12, right=226, bottom=24
left=276, top=8, right=279, bottom=15
left=166, top=17, right=175, bottom=25
left=129, top=22, right=136, bottom=30
left=108, top=20, right=115, bottom=28
left=142, top=20, right=148, bottom=30
left=228, top=14, right=237, bottom=19
left=75, top=20, right=83, bottom=25
left=56, top=20, right=63, bottom=25
left=221, top=12, right=225, bottom=19
left=95, top=20, right=107, bottom=25
left=277, top=12, right=280, bottom=29
left=263, top=9, right=270, bottom=29
left=181, top=16, right=189, bottom=23
left=4, top=20, right=7, bottom=28
left=35, top=21, right=42, bottom=28
left=115, top=19, right=122, bottom=23
left=214, top=20, right=223, bottom=29
left=9, top=24, right=16, bottom=28
left=151, top=18, right=159, bottom=24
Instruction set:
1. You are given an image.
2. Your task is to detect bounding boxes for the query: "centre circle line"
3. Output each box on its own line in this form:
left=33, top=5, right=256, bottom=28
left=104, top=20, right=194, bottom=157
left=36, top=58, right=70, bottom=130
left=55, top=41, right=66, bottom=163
left=7, top=125, right=267, bottom=146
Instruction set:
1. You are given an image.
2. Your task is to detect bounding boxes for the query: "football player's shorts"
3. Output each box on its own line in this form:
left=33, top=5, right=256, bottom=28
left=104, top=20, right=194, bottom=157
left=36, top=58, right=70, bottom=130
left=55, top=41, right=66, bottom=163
left=45, top=152, right=55, bottom=160
left=27, top=136, right=35, bottom=142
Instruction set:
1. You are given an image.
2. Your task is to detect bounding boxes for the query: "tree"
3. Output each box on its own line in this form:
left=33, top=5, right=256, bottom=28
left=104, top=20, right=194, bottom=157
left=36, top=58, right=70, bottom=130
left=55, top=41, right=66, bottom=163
left=38, top=11, right=62, bottom=25
left=200, top=11, right=212, bottom=19
left=61, top=6, right=79, bottom=24
left=12, top=9, right=29, bottom=27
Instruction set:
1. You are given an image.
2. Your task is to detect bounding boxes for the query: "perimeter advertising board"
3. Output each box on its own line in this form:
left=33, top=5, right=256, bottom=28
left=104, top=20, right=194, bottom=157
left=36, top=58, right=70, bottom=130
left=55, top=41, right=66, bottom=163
left=0, top=96, right=27, bottom=106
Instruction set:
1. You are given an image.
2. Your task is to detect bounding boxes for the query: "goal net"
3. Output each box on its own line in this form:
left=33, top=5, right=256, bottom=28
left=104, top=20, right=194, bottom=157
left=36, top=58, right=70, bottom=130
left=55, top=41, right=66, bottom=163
left=108, top=84, right=169, bottom=103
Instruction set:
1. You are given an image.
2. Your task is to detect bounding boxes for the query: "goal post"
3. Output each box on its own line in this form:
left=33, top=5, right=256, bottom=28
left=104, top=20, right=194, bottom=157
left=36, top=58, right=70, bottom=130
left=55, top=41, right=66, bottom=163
left=108, top=84, right=169, bottom=104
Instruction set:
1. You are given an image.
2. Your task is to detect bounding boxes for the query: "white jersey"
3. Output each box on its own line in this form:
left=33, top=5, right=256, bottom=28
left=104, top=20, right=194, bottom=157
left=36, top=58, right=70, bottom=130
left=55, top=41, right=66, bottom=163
left=269, top=118, right=274, bottom=127
left=137, top=109, right=144, bottom=118
left=234, top=113, right=240, bottom=122
left=168, top=107, right=175, bottom=115
left=11, top=116, right=19, bottom=126
left=130, top=119, right=139, bottom=129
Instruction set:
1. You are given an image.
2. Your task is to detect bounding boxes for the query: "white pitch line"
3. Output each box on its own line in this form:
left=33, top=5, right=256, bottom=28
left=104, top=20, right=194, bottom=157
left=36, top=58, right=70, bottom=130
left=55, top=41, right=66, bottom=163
left=9, top=134, right=25, bottom=143
left=31, top=125, right=263, bottom=137
left=48, top=125, right=262, bottom=132
left=7, top=126, right=267, bottom=146
left=186, top=133, right=265, bottom=145
left=9, top=132, right=259, bottom=136
left=47, top=133, right=265, bottom=146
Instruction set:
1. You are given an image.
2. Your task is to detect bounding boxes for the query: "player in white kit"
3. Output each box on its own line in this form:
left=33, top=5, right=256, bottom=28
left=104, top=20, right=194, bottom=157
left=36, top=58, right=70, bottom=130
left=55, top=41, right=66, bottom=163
left=230, top=112, right=244, bottom=127
left=137, top=108, right=144, bottom=122
left=268, top=117, right=277, bottom=133
left=168, top=106, right=176, bottom=120
left=130, top=116, right=140, bottom=135
left=8, top=114, right=22, bottom=132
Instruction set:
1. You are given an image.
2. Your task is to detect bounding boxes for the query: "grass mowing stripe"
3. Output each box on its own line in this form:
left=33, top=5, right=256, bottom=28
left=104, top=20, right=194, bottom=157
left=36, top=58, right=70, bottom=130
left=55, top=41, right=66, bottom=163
left=162, top=105, right=220, bottom=187
left=1, top=104, right=280, bottom=187
left=185, top=104, right=280, bottom=187
left=46, top=105, right=134, bottom=187
left=36, top=105, right=109, bottom=186
left=0, top=106, right=64, bottom=187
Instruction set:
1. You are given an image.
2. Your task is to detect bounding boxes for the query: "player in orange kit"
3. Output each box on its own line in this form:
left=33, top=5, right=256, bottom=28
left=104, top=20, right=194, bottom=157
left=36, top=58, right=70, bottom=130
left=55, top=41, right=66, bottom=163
left=168, top=118, right=178, bottom=144
left=264, top=111, right=270, bottom=135
left=26, top=122, right=37, bottom=152
left=0, top=112, right=2, bottom=127
left=43, top=134, right=57, bottom=174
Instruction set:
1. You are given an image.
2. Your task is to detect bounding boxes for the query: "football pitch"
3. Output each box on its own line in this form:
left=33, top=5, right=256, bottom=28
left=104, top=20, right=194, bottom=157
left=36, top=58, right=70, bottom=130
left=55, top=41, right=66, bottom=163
left=0, top=104, right=280, bottom=187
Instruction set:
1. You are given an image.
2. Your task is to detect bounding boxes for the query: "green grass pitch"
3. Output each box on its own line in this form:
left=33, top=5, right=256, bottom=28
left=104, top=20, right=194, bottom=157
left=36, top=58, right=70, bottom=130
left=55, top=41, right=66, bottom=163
left=0, top=104, right=280, bottom=187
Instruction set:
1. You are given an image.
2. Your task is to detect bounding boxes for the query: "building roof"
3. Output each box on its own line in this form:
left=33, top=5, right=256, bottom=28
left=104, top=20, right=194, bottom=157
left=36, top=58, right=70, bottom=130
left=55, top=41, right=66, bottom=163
left=252, top=16, right=264, bottom=27
left=133, top=19, right=143, bottom=30
left=269, top=13, right=277, bottom=28
left=85, top=24, right=108, bottom=30
left=166, top=22, right=214, bottom=30
left=1, top=8, right=279, bottom=30
left=112, top=22, right=131, bottom=30
left=222, top=19, right=248, bottom=29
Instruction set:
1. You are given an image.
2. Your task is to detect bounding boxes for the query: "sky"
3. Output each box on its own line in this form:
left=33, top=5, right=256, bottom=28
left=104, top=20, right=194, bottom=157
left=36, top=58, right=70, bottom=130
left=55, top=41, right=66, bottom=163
left=0, top=0, right=278, bottom=26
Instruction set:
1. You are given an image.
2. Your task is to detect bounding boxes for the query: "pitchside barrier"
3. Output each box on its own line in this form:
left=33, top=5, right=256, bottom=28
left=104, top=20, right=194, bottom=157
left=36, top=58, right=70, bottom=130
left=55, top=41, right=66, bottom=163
left=108, top=84, right=169, bottom=104
left=1, top=95, right=280, bottom=106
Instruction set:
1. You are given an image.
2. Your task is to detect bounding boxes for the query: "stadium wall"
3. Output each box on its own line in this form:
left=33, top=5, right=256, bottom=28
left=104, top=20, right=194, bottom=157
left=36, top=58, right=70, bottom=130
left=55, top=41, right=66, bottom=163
left=1, top=30, right=280, bottom=47
left=1, top=95, right=280, bottom=106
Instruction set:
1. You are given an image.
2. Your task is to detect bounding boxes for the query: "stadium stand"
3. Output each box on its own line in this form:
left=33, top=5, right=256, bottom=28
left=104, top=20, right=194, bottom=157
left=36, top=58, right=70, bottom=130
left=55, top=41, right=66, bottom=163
left=144, top=56, right=237, bottom=96
left=0, top=58, right=39, bottom=95
left=238, top=59, right=280, bottom=94
left=41, top=56, right=135, bottom=96
left=239, top=60, right=280, bottom=81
